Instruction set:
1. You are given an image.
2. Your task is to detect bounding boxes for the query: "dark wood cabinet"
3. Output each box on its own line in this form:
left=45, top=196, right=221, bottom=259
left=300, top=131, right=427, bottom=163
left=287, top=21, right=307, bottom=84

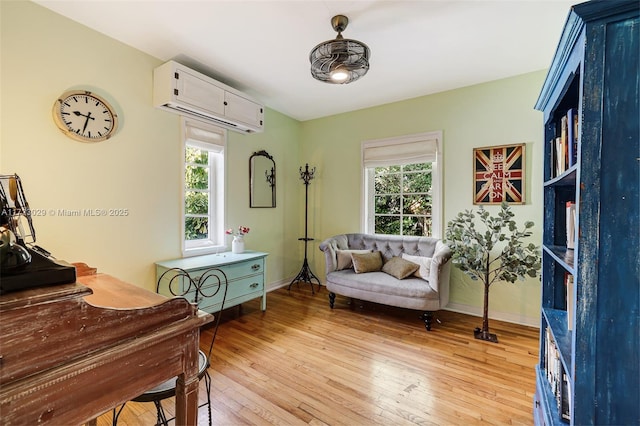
left=533, top=1, right=639, bottom=425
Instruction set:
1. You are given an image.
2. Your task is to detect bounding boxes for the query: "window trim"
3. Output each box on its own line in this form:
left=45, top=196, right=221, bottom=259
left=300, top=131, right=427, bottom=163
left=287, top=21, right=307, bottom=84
left=181, top=117, right=227, bottom=257
left=361, top=131, right=443, bottom=238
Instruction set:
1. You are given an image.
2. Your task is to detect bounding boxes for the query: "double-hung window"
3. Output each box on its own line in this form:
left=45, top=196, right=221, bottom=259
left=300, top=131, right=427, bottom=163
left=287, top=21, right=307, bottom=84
left=182, top=117, right=226, bottom=256
left=362, top=131, right=442, bottom=238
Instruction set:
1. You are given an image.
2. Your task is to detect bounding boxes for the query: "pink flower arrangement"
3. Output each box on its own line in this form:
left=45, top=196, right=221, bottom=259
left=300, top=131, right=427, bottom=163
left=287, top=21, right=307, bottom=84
left=226, top=225, right=250, bottom=237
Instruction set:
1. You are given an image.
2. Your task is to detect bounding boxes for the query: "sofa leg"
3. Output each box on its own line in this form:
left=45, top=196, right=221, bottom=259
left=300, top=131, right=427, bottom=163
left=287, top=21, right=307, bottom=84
left=329, top=292, right=336, bottom=309
left=421, top=312, right=434, bottom=331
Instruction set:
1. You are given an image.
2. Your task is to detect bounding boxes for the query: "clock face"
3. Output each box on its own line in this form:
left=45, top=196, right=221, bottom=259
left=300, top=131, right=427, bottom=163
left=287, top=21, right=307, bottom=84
left=53, top=90, right=118, bottom=142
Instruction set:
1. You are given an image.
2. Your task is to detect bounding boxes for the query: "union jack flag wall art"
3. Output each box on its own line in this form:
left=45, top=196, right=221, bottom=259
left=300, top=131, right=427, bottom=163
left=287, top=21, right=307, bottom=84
left=473, top=143, right=525, bottom=204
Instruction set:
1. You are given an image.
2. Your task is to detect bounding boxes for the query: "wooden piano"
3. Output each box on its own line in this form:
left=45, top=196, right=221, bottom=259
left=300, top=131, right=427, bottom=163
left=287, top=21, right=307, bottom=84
left=0, top=272, right=213, bottom=425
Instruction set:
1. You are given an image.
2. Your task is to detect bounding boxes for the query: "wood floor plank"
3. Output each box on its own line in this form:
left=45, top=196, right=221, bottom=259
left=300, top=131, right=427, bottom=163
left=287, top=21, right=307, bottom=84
left=100, top=286, right=538, bottom=425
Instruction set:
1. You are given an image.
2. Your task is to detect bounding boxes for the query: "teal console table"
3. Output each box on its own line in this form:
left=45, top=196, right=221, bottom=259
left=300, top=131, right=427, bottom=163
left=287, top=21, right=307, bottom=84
left=155, top=251, right=268, bottom=314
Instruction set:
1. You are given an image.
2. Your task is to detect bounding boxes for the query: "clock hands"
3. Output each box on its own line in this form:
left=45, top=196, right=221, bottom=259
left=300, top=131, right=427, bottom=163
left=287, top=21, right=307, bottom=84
left=73, top=110, right=95, bottom=134
left=73, top=110, right=94, bottom=119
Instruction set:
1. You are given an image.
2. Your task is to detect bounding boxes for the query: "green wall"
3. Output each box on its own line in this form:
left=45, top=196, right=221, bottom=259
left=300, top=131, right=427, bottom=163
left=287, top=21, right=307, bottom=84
left=2, top=0, right=545, bottom=325
left=0, top=0, right=301, bottom=291
left=300, top=72, right=545, bottom=325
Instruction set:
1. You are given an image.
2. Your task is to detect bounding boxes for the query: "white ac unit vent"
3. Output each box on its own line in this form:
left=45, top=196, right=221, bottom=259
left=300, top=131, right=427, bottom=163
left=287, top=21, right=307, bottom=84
left=153, top=61, right=264, bottom=134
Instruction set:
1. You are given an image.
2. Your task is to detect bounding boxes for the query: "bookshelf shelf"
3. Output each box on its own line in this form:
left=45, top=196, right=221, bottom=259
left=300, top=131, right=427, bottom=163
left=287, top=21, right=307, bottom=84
left=543, top=166, right=577, bottom=188
left=542, top=308, right=572, bottom=374
left=543, top=246, right=574, bottom=273
left=533, top=1, right=639, bottom=425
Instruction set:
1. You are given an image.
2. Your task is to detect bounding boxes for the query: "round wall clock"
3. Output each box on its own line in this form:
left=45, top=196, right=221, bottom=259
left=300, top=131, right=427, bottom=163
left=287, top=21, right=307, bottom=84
left=52, top=90, right=118, bottom=142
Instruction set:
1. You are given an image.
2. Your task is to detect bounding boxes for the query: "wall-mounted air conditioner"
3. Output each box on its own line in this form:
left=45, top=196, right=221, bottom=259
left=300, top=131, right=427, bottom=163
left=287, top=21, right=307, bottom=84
left=153, top=60, right=264, bottom=134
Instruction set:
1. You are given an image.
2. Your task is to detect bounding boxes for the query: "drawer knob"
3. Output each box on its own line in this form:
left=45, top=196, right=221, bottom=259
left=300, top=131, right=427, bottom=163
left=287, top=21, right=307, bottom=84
left=251, top=264, right=261, bottom=270
left=250, top=282, right=259, bottom=288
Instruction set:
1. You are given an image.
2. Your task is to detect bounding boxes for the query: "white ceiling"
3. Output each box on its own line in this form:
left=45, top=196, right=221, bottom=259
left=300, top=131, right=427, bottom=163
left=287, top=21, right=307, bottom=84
left=34, top=0, right=577, bottom=121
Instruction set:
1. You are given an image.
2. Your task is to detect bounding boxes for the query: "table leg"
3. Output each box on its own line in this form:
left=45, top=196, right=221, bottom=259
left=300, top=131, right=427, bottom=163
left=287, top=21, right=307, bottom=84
left=175, top=374, right=200, bottom=425
left=174, top=332, right=201, bottom=426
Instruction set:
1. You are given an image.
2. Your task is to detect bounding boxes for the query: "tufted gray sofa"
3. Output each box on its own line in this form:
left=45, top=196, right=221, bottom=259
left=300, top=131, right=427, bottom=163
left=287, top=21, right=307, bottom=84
left=318, top=233, right=452, bottom=330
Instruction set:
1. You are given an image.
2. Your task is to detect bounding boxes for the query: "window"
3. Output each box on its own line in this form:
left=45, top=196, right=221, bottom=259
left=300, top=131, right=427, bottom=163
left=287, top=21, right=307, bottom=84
left=182, top=118, right=226, bottom=256
left=362, top=131, right=442, bottom=238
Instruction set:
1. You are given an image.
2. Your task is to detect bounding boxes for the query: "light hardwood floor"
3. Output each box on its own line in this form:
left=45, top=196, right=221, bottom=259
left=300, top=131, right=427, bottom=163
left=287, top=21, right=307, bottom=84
left=100, top=286, right=539, bottom=426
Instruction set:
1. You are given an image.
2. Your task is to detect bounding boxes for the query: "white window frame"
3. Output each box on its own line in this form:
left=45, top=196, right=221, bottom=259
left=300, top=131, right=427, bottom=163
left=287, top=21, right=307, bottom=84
left=361, top=131, right=443, bottom=238
left=182, top=117, right=226, bottom=257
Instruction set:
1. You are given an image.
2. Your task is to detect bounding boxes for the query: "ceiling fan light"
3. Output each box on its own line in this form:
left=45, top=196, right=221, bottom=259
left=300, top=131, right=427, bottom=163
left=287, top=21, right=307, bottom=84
left=330, top=67, right=349, bottom=82
left=309, top=15, right=370, bottom=84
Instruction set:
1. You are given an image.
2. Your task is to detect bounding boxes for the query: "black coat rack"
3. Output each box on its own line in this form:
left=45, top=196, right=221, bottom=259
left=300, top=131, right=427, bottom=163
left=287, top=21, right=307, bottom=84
left=288, top=164, right=321, bottom=293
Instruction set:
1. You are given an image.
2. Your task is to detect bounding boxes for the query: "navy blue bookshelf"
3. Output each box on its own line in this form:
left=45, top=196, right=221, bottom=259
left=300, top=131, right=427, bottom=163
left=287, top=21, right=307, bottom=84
left=533, top=1, right=639, bottom=425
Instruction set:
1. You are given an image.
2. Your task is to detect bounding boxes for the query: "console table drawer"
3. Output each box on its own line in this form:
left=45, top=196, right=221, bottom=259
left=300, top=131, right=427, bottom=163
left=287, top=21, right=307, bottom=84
left=227, top=275, right=264, bottom=299
left=191, top=258, right=264, bottom=283
left=195, top=276, right=264, bottom=312
left=156, top=251, right=268, bottom=314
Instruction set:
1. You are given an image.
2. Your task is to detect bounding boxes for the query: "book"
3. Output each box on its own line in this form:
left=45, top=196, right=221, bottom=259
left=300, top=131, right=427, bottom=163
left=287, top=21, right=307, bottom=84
left=561, top=371, right=571, bottom=422
left=567, top=108, right=578, bottom=167
left=544, top=327, right=562, bottom=400
left=566, top=201, right=576, bottom=249
left=561, top=115, right=569, bottom=171
left=545, top=327, right=553, bottom=382
left=550, top=139, right=557, bottom=178
left=566, top=273, right=574, bottom=331
left=556, top=137, right=565, bottom=176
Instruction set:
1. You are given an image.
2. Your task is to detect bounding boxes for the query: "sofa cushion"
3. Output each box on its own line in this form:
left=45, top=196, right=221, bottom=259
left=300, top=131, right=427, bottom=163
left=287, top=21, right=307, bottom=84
left=382, top=256, right=420, bottom=279
left=336, top=249, right=371, bottom=270
left=326, top=270, right=439, bottom=300
left=351, top=251, right=383, bottom=273
left=402, top=253, right=432, bottom=280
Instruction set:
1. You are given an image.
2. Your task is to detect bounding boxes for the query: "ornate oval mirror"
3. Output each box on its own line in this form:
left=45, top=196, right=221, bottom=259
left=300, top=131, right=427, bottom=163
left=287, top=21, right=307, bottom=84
left=250, top=150, right=276, bottom=208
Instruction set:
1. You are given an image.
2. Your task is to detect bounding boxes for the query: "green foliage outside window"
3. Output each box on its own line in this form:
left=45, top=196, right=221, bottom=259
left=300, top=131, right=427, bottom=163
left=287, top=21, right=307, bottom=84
left=185, top=217, right=209, bottom=240
left=374, top=163, right=432, bottom=236
left=185, top=146, right=210, bottom=240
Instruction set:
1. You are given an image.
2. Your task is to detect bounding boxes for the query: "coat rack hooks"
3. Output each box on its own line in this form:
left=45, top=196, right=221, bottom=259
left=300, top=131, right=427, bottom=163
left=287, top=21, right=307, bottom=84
left=288, top=164, right=321, bottom=293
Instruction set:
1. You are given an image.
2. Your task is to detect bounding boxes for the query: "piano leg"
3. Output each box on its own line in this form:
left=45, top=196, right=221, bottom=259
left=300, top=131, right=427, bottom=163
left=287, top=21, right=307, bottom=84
left=174, top=330, right=201, bottom=425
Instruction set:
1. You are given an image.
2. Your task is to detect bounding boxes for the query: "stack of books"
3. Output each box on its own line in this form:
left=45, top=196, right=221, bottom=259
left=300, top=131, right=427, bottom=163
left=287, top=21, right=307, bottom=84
left=544, top=327, right=571, bottom=422
left=551, top=108, right=579, bottom=178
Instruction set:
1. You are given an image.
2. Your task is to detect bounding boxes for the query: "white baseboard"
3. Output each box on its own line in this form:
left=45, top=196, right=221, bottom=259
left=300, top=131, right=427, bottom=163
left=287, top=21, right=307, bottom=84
left=266, top=277, right=307, bottom=292
left=444, top=302, right=539, bottom=328
left=267, top=276, right=325, bottom=292
left=267, top=280, right=287, bottom=291
left=266, top=282, right=538, bottom=328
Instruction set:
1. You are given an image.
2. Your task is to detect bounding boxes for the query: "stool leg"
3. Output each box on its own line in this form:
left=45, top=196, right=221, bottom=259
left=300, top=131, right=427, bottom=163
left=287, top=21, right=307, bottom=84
left=205, top=372, right=213, bottom=426
left=112, top=404, right=126, bottom=426
left=153, top=400, right=169, bottom=426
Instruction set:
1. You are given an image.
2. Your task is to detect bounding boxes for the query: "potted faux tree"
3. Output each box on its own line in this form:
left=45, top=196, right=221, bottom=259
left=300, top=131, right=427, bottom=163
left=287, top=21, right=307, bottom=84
left=445, top=202, right=541, bottom=343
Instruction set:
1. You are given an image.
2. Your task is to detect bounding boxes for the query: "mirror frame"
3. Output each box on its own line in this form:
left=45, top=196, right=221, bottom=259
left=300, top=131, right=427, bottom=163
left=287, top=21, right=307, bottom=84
left=249, top=150, right=276, bottom=208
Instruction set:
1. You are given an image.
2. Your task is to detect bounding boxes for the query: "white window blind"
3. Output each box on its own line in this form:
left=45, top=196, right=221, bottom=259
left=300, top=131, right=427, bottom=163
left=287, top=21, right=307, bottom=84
left=361, top=131, right=443, bottom=238
left=363, top=134, right=438, bottom=167
left=184, top=117, right=225, bottom=153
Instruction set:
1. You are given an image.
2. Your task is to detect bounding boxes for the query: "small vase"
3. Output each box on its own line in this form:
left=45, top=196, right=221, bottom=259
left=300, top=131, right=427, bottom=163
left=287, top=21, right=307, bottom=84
left=232, top=235, right=245, bottom=254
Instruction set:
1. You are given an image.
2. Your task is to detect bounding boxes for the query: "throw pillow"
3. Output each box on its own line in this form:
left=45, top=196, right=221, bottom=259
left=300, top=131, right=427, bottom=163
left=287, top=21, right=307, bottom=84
left=382, top=256, right=420, bottom=279
left=401, top=253, right=432, bottom=280
left=336, top=249, right=371, bottom=270
left=351, top=251, right=383, bottom=274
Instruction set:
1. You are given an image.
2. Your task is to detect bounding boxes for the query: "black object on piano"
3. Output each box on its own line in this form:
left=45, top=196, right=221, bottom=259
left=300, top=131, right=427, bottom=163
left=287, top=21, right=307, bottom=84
left=0, top=246, right=76, bottom=294
left=0, top=174, right=76, bottom=294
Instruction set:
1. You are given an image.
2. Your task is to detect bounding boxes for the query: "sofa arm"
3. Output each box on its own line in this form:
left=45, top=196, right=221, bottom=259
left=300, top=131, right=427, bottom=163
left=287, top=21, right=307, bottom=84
left=427, top=240, right=453, bottom=293
left=319, top=235, right=349, bottom=274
